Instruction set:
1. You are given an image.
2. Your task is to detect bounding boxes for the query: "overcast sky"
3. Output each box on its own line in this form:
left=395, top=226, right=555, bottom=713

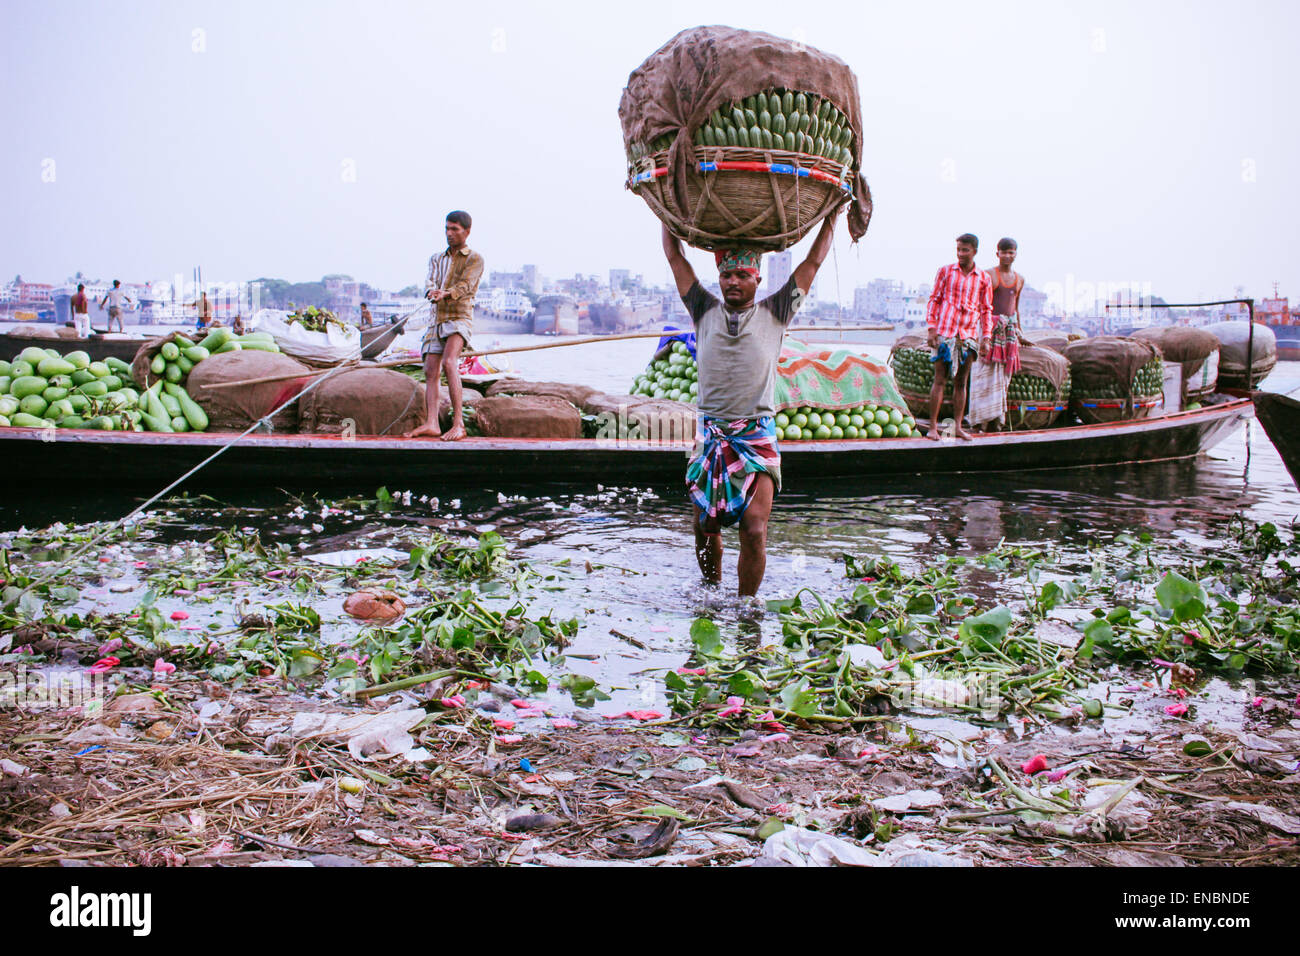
left=2, top=0, right=1296, bottom=309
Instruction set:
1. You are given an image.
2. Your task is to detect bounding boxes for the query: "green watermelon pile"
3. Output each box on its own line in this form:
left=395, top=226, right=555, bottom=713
left=776, top=404, right=915, bottom=440
left=631, top=341, right=698, bottom=403
left=1008, top=371, right=1071, bottom=403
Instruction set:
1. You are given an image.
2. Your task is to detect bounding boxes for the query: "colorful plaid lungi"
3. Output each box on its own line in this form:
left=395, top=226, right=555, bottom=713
left=986, top=315, right=1022, bottom=375
left=685, top=416, right=782, bottom=529
left=931, top=335, right=978, bottom=377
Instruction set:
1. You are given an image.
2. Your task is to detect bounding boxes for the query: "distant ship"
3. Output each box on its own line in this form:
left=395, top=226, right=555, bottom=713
left=1257, top=284, right=1299, bottom=361
left=472, top=303, right=533, bottom=335
left=531, top=294, right=579, bottom=336
left=585, top=296, right=662, bottom=334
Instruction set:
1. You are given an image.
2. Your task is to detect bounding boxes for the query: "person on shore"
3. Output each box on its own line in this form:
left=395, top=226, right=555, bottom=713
left=925, top=234, right=992, bottom=441
left=405, top=210, right=484, bottom=442
left=970, top=238, right=1032, bottom=432
left=359, top=302, right=375, bottom=328
left=662, top=210, right=839, bottom=598
left=70, top=284, right=91, bottom=337
left=232, top=313, right=246, bottom=335
left=99, top=280, right=131, bottom=333
left=192, top=292, right=213, bottom=331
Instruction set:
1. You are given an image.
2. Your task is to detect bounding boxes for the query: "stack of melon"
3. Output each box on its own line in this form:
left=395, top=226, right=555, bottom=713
left=0, top=347, right=141, bottom=430
left=776, top=404, right=915, bottom=440
left=631, top=341, right=698, bottom=403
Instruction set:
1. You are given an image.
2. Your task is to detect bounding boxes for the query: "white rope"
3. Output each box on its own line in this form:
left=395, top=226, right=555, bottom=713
left=8, top=362, right=357, bottom=604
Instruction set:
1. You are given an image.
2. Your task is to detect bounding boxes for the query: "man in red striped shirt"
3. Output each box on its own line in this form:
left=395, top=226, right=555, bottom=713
left=925, top=233, right=993, bottom=441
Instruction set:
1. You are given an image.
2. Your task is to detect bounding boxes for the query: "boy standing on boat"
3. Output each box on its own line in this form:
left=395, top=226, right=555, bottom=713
left=661, top=210, right=839, bottom=597
left=406, top=210, right=484, bottom=442
left=970, top=238, right=1031, bottom=432
left=70, top=284, right=91, bottom=337
left=925, top=234, right=992, bottom=441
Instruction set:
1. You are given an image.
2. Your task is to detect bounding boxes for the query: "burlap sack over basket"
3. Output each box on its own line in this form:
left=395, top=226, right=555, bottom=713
left=297, top=368, right=425, bottom=436
left=1006, top=346, right=1070, bottom=431
left=620, top=25, right=872, bottom=251
left=581, top=393, right=695, bottom=441
left=888, top=334, right=953, bottom=421
left=1132, top=326, right=1220, bottom=402
left=474, top=395, right=582, bottom=439
left=484, top=379, right=600, bottom=409
left=186, top=351, right=313, bottom=433
left=1204, top=321, right=1277, bottom=389
left=1063, top=336, right=1162, bottom=425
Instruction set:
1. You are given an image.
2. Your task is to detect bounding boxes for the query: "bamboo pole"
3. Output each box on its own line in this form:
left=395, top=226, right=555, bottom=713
left=198, top=324, right=898, bottom=391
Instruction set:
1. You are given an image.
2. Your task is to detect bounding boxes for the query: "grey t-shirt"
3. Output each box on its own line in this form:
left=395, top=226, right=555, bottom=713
left=683, top=277, right=802, bottom=420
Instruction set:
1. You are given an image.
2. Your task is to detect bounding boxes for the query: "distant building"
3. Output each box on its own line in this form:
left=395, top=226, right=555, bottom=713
left=520, top=264, right=539, bottom=294
left=766, top=251, right=792, bottom=291
left=609, top=268, right=631, bottom=292
left=862, top=279, right=904, bottom=319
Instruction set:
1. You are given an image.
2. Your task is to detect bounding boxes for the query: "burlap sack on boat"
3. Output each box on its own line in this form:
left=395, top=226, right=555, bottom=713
left=1027, top=331, right=1071, bottom=354
left=581, top=392, right=695, bottom=441
left=130, top=331, right=201, bottom=390
left=484, top=379, right=600, bottom=408
left=1204, top=321, right=1277, bottom=388
left=1132, top=326, right=1221, bottom=399
left=297, top=368, right=425, bottom=436
left=186, top=351, right=313, bottom=433
left=618, top=25, right=872, bottom=246
left=1063, top=336, right=1161, bottom=423
left=1017, top=345, right=1070, bottom=391
left=1004, top=345, right=1071, bottom=430
left=473, top=395, right=582, bottom=439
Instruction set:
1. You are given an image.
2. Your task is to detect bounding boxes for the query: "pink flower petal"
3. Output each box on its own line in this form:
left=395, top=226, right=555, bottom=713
left=88, top=656, right=121, bottom=674
left=265, top=569, right=285, bottom=579
left=439, top=695, right=466, bottom=709
left=510, top=699, right=534, bottom=709
left=98, top=556, right=112, bottom=563
left=760, top=733, right=790, bottom=743
left=676, top=667, right=707, bottom=676
left=98, top=638, right=124, bottom=655
left=1164, top=703, right=1188, bottom=717
left=493, top=718, right=515, bottom=730
left=173, top=589, right=194, bottom=597
left=611, top=710, right=663, bottom=721
left=495, top=734, right=523, bottom=745
left=134, top=561, right=148, bottom=569
left=1183, top=635, right=1194, bottom=645
left=1047, top=768, right=1069, bottom=783
left=717, top=696, right=745, bottom=719
left=1250, top=696, right=1264, bottom=708
left=1020, top=754, right=1049, bottom=775
left=1171, top=687, right=1187, bottom=699
left=180, top=625, right=202, bottom=631
left=153, top=660, right=177, bottom=675
left=649, top=626, right=669, bottom=633
left=170, top=610, right=189, bottom=621
left=550, top=718, right=578, bottom=729
left=1151, top=658, right=1175, bottom=669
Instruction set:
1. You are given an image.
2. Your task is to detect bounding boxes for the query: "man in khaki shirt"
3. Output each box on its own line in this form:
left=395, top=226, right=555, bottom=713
left=406, top=210, right=484, bottom=441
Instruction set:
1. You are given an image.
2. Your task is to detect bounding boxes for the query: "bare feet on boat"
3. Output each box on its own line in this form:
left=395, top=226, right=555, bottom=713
left=440, top=423, right=466, bottom=442
left=927, top=428, right=943, bottom=441
left=955, top=428, right=974, bottom=441
left=404, top=421, right=442, bottom=439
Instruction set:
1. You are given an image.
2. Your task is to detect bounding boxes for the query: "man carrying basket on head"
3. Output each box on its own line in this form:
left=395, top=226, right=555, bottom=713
left=661, top=209, right=839, bottom=598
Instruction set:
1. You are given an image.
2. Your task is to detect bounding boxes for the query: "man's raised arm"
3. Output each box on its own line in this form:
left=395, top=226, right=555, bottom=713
left=662, top=223, right=697, bottom=298
left=791, top=207, right=840, bottom=295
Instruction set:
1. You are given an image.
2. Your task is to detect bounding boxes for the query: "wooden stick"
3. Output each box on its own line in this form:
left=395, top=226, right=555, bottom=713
left=199, top=324, right=898, bottom=391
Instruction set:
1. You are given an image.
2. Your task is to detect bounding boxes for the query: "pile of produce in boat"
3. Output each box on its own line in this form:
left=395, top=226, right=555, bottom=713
left=1004, top=345, right=1072, bottom=430
left=888, top=334, right=953, bottom=420
left=774, top=403, right=914, bottom=440
left=284, top=305, right=343, bottom=334
left=0, top=347, right=139, bottom=430
left=631, top=340, right=698, bottom=403
left=620, top=25, right=871, bottom=250
left=1063, top=336, right=1164, bottom=424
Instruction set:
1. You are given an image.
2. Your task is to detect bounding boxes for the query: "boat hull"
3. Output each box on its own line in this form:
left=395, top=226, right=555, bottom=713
left=0, top=332, right=146, bottom=364
left=1253, top=391, right=1300, bottom=490
left=0, top=398, right=1253, bottom=491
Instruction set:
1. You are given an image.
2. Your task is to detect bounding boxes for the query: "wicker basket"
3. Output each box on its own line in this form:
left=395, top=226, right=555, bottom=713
left=1005, top=401, right=1066, bottom=431
left=629, top=146, right=853, bottom=251
left=897, top=387, right=953, bottom=422
left=1071, top=395, right=1162, bottom=426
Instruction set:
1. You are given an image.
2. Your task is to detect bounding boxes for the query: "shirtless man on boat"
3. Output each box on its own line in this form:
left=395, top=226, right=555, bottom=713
left=661, top=210, right=839, bottom=597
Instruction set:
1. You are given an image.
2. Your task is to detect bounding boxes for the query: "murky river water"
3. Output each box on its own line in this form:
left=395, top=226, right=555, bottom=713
left=4, top=334, right=1298, bottom=721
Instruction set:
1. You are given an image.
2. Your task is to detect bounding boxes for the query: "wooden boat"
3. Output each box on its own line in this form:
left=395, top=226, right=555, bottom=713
left=3, top=323, right=401, bottom=365
left=1252, top=390, right=1300, bottom=490
left=0, top=396, right=1253, bottom=491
